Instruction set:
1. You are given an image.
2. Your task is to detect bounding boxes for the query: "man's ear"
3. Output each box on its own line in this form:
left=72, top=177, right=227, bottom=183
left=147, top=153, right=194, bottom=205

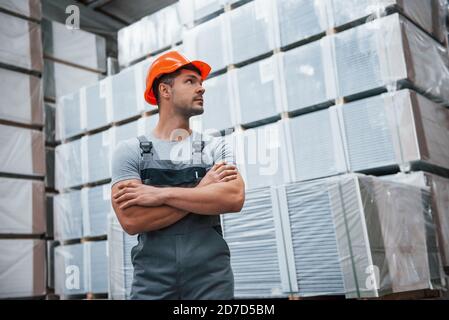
left=159, top=83, right=171, bottom=100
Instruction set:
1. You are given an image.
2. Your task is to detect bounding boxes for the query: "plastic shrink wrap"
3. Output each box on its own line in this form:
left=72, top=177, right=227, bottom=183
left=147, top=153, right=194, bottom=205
left=384, top=172, right=449, bottom=274
left=82, top=184, right=111, bottom=238
left=0, top=124, right=45, bottom=177
left=0, top=68, right=43, bottom=126
left=108, top=214, right=138, bottom=300
left=53, top=191, right=83, bottom=241
left=0, top=178, right=45, bottom=235
left=118, top=3, right=181, bottom=67
left=236, top=122, right=290, bottom=190
left=232, top=55, right=283, bottom=127
left=0, top=11, right=42, bottom=72
left=222, top=187, right=290, bottom=298
left=0, top=239, right=46, bottom=298
left=42, top=19, right=107, bottom=72
left=227, top=0, right=277, bottom=64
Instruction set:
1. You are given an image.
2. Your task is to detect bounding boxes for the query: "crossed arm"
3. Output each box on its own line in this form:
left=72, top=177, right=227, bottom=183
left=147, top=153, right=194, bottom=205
left=111, top=162, right=245, bottom=235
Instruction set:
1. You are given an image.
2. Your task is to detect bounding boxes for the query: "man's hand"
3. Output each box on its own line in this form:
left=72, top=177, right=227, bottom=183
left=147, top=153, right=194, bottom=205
left=114, top=182, right=165, bottom=210
left=197, top=161, right=238, bottom=187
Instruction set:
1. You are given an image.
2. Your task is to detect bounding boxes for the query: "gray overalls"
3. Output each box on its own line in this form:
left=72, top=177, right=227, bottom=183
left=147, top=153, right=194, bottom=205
left=130, top=134, right=234, bottom=300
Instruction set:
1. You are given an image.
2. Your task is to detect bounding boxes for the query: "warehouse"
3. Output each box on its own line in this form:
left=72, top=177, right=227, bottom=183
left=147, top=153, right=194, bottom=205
left=0, top=0, right=449, bottom=301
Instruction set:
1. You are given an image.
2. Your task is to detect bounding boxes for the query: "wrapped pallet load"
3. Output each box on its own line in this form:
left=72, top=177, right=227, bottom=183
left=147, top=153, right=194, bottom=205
left=0, top=178, right=45, bottom=235
left=53, top=190, right=83, bottom=241
left=55, top=139, right=82, bottom=190
left=0, top=124, right=45, bottom=177
left=221, top=187, right=291, bottom=298
left=384, top=172, right=449, bottom=274
left=277, top=174, right=443, bottom=298
left=282, top=89, right=449, bottom=183
left=199, top=72, right=235, bottom=133
left=232, top=55, right=283, bottom=127
left=82, top=184, right=111, bottom=238
left=226, top=0, right=278, bottom=64
left=0, top=68, right=43, bottom=126
left=42, top=19, right=107, bottom=73
left=0, top=239, right=46, bottom=298
left=0, top=11, right=42, bottom=73
left=108, top=214, right=138, bottom=300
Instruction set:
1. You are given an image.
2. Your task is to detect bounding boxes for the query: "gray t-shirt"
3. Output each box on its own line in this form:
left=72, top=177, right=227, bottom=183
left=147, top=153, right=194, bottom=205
left=111, top=131, right=236, bottom=187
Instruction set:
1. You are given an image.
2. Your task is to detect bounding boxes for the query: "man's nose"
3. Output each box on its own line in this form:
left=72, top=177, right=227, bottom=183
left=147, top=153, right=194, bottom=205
left=196, top=84, right=205, bottom=95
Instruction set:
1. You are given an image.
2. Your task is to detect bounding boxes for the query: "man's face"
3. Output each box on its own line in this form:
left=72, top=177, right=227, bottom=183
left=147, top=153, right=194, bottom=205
left=170, top=69, right=205, bottom=117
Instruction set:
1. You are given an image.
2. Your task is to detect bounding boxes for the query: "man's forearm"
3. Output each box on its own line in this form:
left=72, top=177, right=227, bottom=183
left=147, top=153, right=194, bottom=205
left=113, top=202, right=188, bottom=235
left=161, top=181, right=244, bottom=215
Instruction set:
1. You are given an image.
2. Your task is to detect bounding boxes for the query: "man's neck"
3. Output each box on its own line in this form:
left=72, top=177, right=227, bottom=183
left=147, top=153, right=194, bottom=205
left=153, top=108, right=192, bottom=142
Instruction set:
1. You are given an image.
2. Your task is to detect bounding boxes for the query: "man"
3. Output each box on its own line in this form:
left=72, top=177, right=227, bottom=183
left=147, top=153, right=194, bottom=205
left=110, top=51, right=245, bottom=300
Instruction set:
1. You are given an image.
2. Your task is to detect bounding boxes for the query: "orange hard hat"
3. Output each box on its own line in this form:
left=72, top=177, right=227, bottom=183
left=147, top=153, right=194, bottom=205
left=144, top=51, right=211, bottom=105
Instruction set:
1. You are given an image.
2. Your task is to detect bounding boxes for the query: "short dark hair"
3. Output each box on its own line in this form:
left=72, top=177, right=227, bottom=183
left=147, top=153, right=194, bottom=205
left=152, top=63, right=202, bottom=105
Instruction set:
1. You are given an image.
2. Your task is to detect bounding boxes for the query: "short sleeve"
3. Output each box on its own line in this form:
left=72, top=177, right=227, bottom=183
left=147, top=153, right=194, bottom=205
left=110, top=140, right=141, bottom=187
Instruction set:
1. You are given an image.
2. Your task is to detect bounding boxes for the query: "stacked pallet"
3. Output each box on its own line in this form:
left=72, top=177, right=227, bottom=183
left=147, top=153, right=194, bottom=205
left=38, top=15, right=110, bottom=300
left=0, top=0, right=47, bottom=299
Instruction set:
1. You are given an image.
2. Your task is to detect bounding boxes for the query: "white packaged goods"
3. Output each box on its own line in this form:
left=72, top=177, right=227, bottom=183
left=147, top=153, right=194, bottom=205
left=118, top=3, right=181, bottom=67
left=111, top=120, right=138, bottom=148
left=0, top=11, right=42, bottom=72
left=179, top=0, right=225, bottom=25
left=339, top=90, right=449, bottom=173
left=384, top=172, right=449, bottom=272
left=328, top=0, right=447, bottom=44
left=332, top=14, right=449, bottom=104
left=109, top=60, right=152, bottom=123
left=236, top=123, right=290, bottom=190
left=280, top=13, right=449, bottom=113
left=0, top=124, right=45, bottom=177
left=108, top=214, right=138, bottom=300
left=283, top=90, right=449, bottom=183
left=84, top=79, right=109, bottom=132
left=82, top=184, right=111, bottom=238
left=83, top=130, right=112, bottom=184
left=55, top=91, right=83, bottom=141
left=232, top=55, right=283, bottom=126
left=227, top=0, right=277, bottom=64
left=182, top=14, right=229, bottom=72
left=0, top=178, right=45, bottom=235
left=0, top=239, right=46, bottom=298
left=42, top=19, right=107, bottom=72
left=277, top=179, right=346, bottom=297
left=278, top=174, right=443, bottom=298
left=54, top=243, right=86, bottom=296
left=0, top=0, right=41, bottom=20
left=282, top=108, right=346, bottom=182
left=279, top=38, right=336, bottom=113
left=200, top=73, right=235, bottom=133
left=55, top=139, right=82, bottom=190
left=85, top=241, right=108, bottom=293
left=276, top=0, right=328, bottom=47
left=44, top=60, right=103, bottom=101
left=54, top=191, right=83, bottom=241
left=222, top=187, right=290, bottom=298
left=0, top=68, right=43, bottom=126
